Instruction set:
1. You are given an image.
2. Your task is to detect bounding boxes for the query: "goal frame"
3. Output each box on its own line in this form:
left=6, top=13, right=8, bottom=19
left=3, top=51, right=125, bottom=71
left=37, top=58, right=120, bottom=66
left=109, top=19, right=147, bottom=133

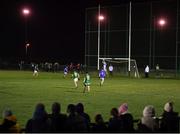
left=99, top=57, right=140, bottom=78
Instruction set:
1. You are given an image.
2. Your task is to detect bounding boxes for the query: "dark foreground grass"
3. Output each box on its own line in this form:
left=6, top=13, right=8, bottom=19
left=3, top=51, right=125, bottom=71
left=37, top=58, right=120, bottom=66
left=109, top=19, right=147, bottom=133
left=0, top=70, right=180, bottom=127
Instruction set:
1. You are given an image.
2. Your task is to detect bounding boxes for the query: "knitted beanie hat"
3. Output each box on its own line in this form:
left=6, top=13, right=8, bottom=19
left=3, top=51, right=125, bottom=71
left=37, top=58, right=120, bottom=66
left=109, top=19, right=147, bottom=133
left=118, top=103, right=128, bottom=115
left=164, top=102, right=173, bottom=112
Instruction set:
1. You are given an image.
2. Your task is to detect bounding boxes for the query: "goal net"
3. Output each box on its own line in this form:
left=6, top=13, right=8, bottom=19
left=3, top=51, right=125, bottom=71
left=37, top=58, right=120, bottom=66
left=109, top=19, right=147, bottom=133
left=99, top=58, right=140, bottom=78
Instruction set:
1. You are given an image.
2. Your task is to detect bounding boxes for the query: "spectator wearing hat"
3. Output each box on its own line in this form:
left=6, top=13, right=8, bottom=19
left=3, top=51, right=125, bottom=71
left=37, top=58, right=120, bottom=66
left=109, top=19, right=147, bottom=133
left=159, top=102, right=179, bottom=133
left=0, top=108, right=21, bottom=133
left=118, top=103, right=134, bottom=132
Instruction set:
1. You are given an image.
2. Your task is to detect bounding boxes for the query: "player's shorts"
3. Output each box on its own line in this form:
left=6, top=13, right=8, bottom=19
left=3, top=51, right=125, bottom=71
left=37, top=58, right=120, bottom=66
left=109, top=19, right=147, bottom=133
left=74, top=78, right=78, bottom=82
left=34, top=70, right=38, bottom=74
left=100, top=78, right=105, bottom=81
left=84, top=83, right=90, bottom=86
left=64, top=72, right=67, bottom=75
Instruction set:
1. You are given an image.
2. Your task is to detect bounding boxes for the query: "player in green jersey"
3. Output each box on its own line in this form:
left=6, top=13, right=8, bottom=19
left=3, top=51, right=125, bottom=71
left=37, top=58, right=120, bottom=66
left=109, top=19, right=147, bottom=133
left=72, top=70, right=80, bottom=88
left=83, top=72, right=91, bottom=93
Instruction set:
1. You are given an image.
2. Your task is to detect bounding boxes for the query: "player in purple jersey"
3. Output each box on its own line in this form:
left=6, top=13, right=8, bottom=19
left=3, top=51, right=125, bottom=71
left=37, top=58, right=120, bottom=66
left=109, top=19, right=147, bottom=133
left=63, top=65, right=68, bottom=78
left=99, top=68, right=106, bottom=86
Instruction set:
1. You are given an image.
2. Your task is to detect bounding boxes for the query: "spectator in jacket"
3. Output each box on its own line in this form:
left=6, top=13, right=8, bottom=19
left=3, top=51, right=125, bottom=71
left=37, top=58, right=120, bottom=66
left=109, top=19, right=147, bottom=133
left=48, top=102, right=67, bottom=132
left=76, top=103, right=91, bottom=130
left=65, top=104, right=87, bottom=132
left=25, top=103, right=49, bottom=133
left=118, top=103, right=134, bottom=132
left=91, top=114, right=107, bottom=132
left=159, top=102, right=179, bottom=132
left=138, top=105, right=159, bottom=132
left=0, top=108, right=21, bottom=133
left=108, top=107, right=121, bottom=132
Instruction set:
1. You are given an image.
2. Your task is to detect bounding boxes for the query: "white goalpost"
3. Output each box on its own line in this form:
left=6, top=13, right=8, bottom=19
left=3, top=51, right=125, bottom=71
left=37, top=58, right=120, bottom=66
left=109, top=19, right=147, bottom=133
left=97, top=2, right=136, bottom=77
left=99, top=58, right=140, bottom=78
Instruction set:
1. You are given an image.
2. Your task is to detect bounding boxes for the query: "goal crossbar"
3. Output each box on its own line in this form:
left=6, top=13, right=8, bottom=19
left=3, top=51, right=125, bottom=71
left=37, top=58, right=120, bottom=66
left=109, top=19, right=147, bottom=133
left=99, top=57, right=135, bottom=61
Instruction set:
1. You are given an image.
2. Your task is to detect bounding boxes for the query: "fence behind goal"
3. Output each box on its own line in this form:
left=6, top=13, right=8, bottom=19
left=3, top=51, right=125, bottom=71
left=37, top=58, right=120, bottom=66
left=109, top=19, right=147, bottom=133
left=85, top=1, right=180, bottom=77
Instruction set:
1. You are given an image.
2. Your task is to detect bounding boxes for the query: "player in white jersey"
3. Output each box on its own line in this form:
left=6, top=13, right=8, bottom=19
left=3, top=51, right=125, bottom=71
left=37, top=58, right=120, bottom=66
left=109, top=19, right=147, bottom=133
left=33, top=65, right=39, bottom=77
left=108, top=64, right=113, bottom=76
left=102, top=60, right=107, bottom=72
left=145, top=65, right=149, bottom=78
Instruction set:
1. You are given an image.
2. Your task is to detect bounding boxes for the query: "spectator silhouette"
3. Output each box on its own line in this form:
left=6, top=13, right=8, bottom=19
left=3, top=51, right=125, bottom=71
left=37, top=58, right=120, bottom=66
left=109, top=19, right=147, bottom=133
left=137, top=105, right=159, bottom=132
left=159, top=102, right=179, bottom=133
left=25, top=103, right=49, bottom=133
left=0, top=108, right=21, bottom=133
left=65, top=104, right=87, bottom=132
left=48, top=102, right=67, bottom=132
left=76, top=103, right=91, bottom=130
left=118, top=103, right=134, bottom=132
left=91, top=114, right=107, bottom=132
left=108, top=107, right=122, bottom=132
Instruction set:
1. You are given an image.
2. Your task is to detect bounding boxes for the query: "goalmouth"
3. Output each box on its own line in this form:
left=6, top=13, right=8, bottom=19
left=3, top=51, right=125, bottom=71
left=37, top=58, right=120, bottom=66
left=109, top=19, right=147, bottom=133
left=99, top=58, right=140, bottom=78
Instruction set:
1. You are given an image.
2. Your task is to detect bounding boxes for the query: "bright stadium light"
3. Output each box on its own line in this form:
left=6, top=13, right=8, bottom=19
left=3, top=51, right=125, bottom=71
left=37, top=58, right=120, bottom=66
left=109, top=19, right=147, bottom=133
left=152, top=17, right=167, bottom=68
left=26, top=43, right=30, bottom=47
left=98, top=15, right=104, bottom=21
left=22, top=7, right=31, bottom=41
left=158, top=18, right=166, bottom=27
left=22, top=8, right=30, bottom=16
left=25, top=43, right=30, bottom=55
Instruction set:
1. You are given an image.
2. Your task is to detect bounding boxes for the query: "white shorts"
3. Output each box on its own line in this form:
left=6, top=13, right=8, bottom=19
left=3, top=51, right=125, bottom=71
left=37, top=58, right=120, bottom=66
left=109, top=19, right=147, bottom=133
left=34, top=70, right=38, bottom=74
left=64, top=72, right=67, bottom=75
left=74, top=78, right=78, bottom=82
left=100, top=78, right=104, bottom=81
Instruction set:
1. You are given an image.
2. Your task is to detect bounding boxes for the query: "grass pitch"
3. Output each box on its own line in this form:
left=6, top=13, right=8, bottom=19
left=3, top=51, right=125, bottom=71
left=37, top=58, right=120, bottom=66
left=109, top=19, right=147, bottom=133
left=0, top=70, right=180, bottom=127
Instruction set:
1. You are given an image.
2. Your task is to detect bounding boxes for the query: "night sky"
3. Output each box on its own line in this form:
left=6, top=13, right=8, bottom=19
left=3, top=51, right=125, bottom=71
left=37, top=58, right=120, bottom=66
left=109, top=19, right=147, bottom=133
left=0, top=0, right=176, bottom=65
left=1, top=0, right=90, bottom=64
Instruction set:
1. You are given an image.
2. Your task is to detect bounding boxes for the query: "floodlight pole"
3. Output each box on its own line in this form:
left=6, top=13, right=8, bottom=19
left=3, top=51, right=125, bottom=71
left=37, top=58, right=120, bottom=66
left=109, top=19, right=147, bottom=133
left=175, top=0, right=179, bottom=77
left=97, top=4, right=101, bottom=70
left=152, top=16, right=156, bottom=69
left=22, top=8, right=30, bottom=46
left=149, top=2, right=152, bottom=69
left=128, top=1, right=132, bottom=76
left=26, top=44, right=28, bottom=55
left=22, top=8, right=30, bottom=62
left=25, top=43, right=30, bottom=55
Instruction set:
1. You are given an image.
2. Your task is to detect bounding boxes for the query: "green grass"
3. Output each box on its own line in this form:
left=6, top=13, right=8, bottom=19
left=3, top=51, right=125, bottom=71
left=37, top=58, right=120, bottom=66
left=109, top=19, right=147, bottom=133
left=0, top=70, right=180, bottom=128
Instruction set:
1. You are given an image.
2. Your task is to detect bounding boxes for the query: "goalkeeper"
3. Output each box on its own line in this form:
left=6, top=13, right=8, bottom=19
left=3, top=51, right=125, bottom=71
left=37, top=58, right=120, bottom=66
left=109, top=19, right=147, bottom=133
left=83, top=72, right=91, bottom=93
left=72, top=70, right=80, bottom=88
